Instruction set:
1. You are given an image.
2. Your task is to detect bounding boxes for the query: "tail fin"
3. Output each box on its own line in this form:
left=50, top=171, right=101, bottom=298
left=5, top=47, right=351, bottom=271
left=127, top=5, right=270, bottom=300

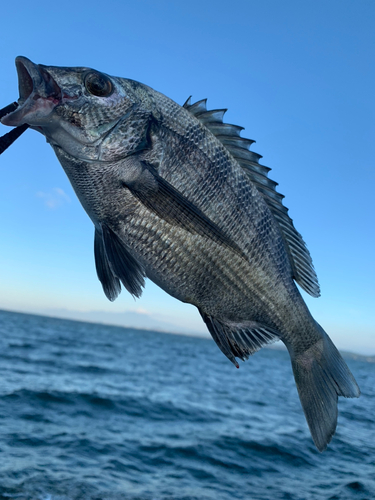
left=290, top=331, right=360, bottom=452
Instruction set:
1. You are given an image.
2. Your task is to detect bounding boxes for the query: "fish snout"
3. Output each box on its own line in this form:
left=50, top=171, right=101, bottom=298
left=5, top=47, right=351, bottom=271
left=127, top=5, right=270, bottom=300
left=1, top=56, right=61, bottom=127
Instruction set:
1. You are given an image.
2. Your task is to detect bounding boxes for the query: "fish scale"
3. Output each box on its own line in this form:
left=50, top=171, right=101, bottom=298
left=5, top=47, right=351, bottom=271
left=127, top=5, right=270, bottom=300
left=125, top=194, right=263, bottom=313
left=151, top=118, right=280, bottom=272
left=148, top=105, right=299, bottom=318
left=0, top=56, right=360, bottom=451
left=123, top=200, right=300, bottom=335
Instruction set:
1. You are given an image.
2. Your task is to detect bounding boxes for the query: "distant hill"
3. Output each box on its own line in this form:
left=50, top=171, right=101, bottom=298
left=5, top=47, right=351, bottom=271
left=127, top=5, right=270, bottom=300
left=340, top=350, right=375, bottom=363
left=1, top=307, right=373, bottom=361
left=34, top=307, right=209, bottom=338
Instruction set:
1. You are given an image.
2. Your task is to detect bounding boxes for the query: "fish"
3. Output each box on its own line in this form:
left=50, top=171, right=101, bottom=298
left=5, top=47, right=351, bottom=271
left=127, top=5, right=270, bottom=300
left=0, top=56, right=360, bottom=451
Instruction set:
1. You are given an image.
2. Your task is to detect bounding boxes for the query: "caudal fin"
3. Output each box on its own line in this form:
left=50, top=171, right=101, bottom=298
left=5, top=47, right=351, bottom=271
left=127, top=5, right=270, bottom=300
left=290, top=331, right=360, bottom=452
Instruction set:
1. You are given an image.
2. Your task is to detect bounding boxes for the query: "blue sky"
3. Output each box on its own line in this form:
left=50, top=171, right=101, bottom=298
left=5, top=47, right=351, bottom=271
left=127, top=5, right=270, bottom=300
left=0, top=0, right=374, bottom=354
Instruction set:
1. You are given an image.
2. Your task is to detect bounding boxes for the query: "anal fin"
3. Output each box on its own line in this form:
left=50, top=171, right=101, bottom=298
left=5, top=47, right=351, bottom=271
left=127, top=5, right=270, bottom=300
left=199, top=310, right=281, bottom=367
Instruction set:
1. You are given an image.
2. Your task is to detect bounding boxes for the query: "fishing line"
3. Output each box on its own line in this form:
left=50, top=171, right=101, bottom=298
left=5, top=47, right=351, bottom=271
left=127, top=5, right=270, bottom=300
left=0, top=102, right=29, bottom=155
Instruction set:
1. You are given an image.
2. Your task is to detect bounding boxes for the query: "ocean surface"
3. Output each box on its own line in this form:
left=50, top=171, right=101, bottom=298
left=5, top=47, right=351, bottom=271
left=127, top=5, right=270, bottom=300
left=0, top=309, right=373, bottom=500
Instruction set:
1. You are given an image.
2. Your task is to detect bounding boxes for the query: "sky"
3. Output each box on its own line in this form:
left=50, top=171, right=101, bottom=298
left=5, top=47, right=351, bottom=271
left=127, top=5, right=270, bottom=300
left=0, top=0, right=374, bottom=354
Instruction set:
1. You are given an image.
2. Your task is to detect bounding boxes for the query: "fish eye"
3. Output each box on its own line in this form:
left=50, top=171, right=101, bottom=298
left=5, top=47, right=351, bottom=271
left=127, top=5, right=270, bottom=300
left=84, top=71, right=113, bottom=97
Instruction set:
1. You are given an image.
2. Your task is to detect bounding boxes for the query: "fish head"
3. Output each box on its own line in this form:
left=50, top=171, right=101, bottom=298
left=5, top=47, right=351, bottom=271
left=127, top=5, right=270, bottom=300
left=1, top=56, right=138, bottom=160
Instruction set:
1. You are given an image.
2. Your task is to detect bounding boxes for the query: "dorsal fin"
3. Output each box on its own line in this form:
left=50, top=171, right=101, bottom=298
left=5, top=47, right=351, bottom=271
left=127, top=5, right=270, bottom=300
left=184, top=97, right=320, bottom=298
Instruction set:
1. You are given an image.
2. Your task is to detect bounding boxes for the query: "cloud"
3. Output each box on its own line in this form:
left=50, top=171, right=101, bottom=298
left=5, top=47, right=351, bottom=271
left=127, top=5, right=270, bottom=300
left=36, top=188, right=71, bottom=209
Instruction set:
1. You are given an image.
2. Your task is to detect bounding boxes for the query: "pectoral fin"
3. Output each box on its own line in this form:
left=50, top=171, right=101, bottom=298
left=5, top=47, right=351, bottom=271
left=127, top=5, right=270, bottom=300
left=121, top=160, right=245, bottom=258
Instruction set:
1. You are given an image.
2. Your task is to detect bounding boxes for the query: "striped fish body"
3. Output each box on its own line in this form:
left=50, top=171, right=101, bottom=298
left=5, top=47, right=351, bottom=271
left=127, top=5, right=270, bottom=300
left=0, top=57, right=360, bottom=451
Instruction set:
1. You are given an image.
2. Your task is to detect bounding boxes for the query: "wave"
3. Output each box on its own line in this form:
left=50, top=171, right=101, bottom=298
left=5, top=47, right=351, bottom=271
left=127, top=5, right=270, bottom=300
left=0, top=310, right=374, bottom=500
left=0, top=388, right=218, bottom=423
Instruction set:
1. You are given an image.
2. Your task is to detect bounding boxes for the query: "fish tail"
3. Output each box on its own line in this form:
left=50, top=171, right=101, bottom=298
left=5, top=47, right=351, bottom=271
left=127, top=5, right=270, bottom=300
left=289, top=326, right=360, bottom=451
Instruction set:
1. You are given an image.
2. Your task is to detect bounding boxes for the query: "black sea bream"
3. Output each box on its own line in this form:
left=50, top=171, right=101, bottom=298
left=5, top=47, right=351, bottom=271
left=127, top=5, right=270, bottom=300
left=0, top=57, right=360, bottom=451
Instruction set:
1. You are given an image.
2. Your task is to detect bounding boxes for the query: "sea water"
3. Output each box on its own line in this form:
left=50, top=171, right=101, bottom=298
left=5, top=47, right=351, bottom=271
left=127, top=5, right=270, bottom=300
left=0, top=309, right=373, bottom=500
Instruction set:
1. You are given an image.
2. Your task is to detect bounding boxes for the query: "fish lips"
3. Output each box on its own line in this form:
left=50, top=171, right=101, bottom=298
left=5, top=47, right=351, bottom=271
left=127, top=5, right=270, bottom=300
left=1, top=56, right=61, bottom=127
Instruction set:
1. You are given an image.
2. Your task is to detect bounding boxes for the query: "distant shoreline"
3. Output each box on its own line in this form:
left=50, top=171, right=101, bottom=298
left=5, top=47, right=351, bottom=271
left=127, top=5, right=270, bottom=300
left=0, top=307, right=374, bottom=363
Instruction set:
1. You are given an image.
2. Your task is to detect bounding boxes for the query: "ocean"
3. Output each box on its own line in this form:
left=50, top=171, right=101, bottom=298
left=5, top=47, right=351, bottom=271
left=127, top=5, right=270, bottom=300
left=0, top=309, right=373, bottom=500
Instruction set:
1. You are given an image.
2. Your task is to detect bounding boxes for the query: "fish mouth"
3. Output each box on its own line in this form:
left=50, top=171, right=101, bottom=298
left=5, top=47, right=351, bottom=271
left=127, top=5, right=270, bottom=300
left=1, top=56, right=62, bottom=127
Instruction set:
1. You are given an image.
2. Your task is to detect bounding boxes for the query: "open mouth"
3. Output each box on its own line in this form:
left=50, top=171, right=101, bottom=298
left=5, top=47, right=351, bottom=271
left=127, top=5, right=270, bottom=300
left=1, top=56, right=61, bottom=127
left=16, top=59, right=35, bottom=103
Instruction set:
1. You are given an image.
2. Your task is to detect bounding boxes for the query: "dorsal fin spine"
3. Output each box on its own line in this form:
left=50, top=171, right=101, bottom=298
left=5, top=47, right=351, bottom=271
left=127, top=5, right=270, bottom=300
left=196, top=109, right=227, bottom=123
left=182, top=96, right=192, bottom=108
left=240, top=159, right=271, bottom=174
